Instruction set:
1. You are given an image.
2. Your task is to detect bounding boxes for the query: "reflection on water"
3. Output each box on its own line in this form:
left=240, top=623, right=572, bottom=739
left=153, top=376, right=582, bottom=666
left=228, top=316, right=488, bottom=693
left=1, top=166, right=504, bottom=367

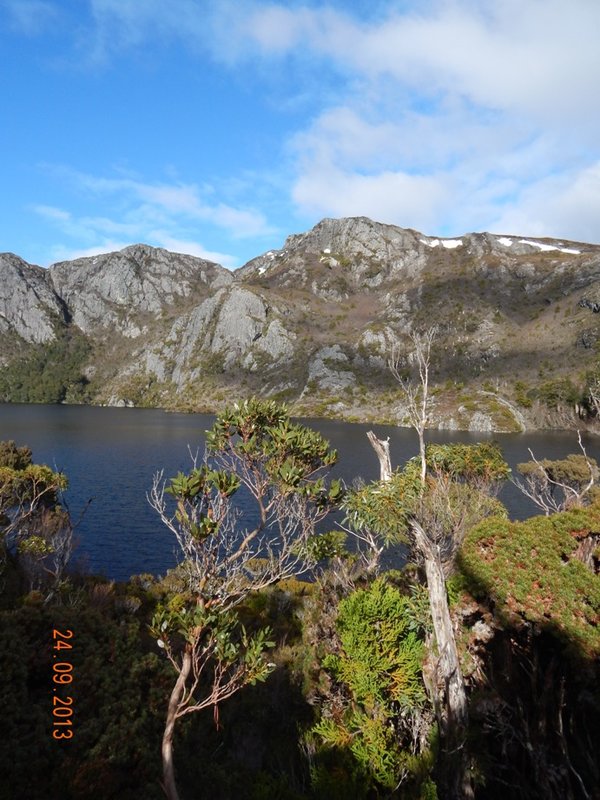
left=1, top=403, right=598, bottom=581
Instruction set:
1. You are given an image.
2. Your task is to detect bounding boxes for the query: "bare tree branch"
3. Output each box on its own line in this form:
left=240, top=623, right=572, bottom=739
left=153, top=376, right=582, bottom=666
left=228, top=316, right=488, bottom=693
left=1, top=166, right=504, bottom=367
left=513, top=431, right=598, bottom=515
left=389, top=327, right=437, bottom=484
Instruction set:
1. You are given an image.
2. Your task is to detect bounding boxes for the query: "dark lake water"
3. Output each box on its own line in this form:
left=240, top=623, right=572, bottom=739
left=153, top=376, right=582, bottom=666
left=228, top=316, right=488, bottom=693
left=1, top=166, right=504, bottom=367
left=1, top=403, right=598, bottom=582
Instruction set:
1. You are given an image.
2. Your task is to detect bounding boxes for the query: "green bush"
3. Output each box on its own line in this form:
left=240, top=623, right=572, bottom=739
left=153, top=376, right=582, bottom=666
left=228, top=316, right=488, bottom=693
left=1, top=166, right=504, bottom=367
left=310, top=578, right=436, bottom=797
left=513, top=380, right=533, bottom=408
left=533, top=377, right=581, bottom=409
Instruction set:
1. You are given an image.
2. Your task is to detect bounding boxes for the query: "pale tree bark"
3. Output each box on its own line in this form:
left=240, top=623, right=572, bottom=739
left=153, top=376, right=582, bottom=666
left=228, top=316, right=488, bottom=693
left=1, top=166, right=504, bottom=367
left=365, top=444, right=470, bottom=729
left=366, top=432, right=392, bottom=482
left=416, top=529, right=473, bottom=799
left=162, top=648, right=192, bottom=800
left=412, top=522, right=468, bottom=729
left=367, top=440, right=474, bottom=796
left=389, top=327, right=436, bottom=485
left=380, top=327, right=474, bottom=798
left=589, top=378, right=600, bottom=419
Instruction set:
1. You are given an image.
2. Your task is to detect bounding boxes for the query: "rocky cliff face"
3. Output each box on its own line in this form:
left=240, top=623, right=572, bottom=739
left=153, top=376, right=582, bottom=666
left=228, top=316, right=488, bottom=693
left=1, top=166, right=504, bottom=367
left=2, top=219, right=600, bottom=431
left=0, top=253, right=65, bottom=351
left=49, top=244, right=233, bottom=338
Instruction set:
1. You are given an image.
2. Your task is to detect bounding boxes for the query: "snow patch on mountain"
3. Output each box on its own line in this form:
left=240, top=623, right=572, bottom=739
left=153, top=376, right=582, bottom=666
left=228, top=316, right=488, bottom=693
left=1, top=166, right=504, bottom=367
left=518, top=239, right=581, bottom=255
left=420, top=238, right=463, bottom=249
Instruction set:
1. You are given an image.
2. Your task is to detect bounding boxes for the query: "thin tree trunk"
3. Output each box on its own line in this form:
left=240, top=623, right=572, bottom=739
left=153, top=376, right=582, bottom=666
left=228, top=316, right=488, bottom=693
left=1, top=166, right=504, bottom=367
left=418, top=535, right=467, bottom=727
left=417, top=426, right=427, bottom=486
left=162, top=648, right=192, bottom=800
left=413, top=521, right=473, bottom=799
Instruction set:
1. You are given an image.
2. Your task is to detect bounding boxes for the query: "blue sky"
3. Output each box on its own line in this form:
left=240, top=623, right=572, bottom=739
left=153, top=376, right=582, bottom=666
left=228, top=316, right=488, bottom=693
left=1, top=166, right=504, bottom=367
left=1, top=0, right=599, bottom=269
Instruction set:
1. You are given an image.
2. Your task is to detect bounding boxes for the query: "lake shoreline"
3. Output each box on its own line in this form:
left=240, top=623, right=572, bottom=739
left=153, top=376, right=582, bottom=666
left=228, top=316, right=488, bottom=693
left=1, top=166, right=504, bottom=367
left=10, top=395, right=596, bottom=436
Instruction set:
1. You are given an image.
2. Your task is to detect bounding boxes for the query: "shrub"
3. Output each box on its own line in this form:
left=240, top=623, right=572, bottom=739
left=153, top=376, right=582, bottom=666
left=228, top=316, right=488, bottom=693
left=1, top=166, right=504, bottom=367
left=460, top=505, right=600, bottom=658
left=310, top=578, right=436, bottom=796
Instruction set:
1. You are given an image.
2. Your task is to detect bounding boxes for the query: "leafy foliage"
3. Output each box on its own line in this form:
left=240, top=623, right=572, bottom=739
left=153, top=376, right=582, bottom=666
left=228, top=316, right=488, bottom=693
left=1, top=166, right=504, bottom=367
left=424, top=442, right=510, bottom=485
left=311, top=578, right=435, bottom=796
left=0, top=441, right=71, bottom=594
left=0, top=463, right=67, bottom=512
left=150, top=400, right=344, bottom=800
left=150, top=601, right=275, bottom=688
left=206, top=397, right=342, bottom=505
left=343, top=442, right=509, bottom=547
left=302, top=530, right=348, bottom=563
left=533, top=377, right=581, bottom=409
left=516, top=452, right=600, bottom=510
left=0, top=440, right=32, bottom=470
left=0, top=591, right=168, bottom=800
left=518, top=453, right=598, bottom=486
left=324, top=579, right=426, bottom=710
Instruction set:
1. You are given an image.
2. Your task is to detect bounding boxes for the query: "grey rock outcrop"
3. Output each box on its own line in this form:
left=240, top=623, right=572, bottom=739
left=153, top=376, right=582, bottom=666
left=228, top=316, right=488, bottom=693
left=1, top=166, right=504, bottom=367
left=303, top=345, right=355, bottom=393
left=210, top=287, right=268, bottom=364
left=255, top=319, right=296, bottom=361
left=238, top=217, right=430, bottom=296
left=49, top=244, right=232, bottom=336
left=167, top=290, right=228, bottom=385
left=0, top=253, right=65, bottom=344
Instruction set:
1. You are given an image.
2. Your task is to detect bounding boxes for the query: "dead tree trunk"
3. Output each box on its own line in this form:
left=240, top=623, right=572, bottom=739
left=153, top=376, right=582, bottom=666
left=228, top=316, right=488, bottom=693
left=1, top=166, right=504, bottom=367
left=366, top=432, right=392, bottom=482
left=367, top=432, right=472, bottom=797
left=413, top=522, right=467, bottom=725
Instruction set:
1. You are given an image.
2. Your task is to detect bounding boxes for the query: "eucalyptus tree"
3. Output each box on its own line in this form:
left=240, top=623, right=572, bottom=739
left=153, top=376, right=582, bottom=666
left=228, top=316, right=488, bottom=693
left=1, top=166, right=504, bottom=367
left=148, top=399, right=342, bottom=800
left=347, top=331, right=509, bottom=799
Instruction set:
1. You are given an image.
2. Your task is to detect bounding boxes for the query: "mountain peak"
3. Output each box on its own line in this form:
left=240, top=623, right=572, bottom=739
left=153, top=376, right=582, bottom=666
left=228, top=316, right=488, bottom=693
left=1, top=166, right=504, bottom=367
left=2, top=216, right=600, bottom=433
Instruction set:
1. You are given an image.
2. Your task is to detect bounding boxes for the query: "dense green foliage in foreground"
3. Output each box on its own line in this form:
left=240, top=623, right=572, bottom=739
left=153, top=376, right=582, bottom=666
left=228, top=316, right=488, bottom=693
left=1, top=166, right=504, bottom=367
left=1, top=426, right=599, bottom=799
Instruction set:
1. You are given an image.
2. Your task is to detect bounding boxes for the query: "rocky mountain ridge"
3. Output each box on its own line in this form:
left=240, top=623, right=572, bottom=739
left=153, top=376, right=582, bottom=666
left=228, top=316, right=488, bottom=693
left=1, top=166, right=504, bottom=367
left=2, top=217, right=600, bottom=432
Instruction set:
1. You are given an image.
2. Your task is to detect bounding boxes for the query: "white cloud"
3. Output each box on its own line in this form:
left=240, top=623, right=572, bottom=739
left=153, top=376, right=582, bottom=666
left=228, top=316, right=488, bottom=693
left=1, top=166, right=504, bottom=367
left=32, top=203, right=140, bottom=244
left=147, top=232, right=239, bottom=267
left=33, top=204, right=72, bottom=223
left=86, top=0, right=209, bottom=62
left=21, top=2, right=600, bottom=246
left=293, top=165, right=451, bottom=232
left=76, top=1, right=600, bottom=133
left=490, top=162, right=600, bottom=242
left=31, top=168, right=261, bottom=267
left=66, top=170, right=272, bottom=238
left=49, top=241, right=134, bottom=264
left=218, top=1, right=600, bottom=129
left=275, top=1, right=600, bottom=241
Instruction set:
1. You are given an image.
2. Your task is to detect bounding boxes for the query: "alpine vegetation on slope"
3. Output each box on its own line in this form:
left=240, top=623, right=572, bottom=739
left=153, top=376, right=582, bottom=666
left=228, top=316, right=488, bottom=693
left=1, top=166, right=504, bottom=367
left=2, top=218, right=600, bottom=431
